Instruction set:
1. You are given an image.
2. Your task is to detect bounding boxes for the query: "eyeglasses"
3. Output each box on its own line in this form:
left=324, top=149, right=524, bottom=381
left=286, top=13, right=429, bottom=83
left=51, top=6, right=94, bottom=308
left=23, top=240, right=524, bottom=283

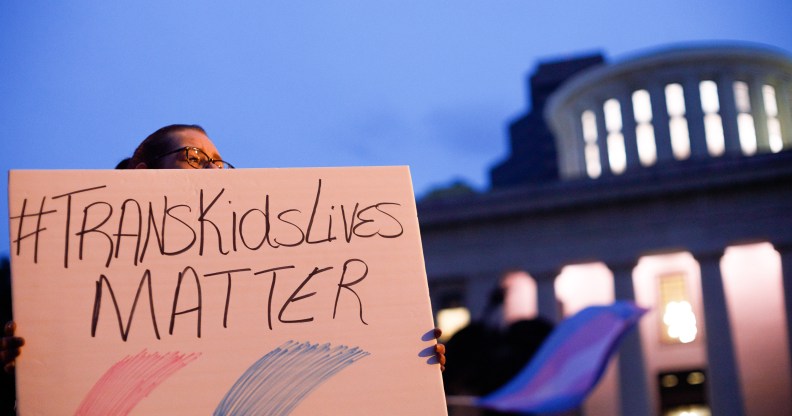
left=154, top=146, right=235, bottom=169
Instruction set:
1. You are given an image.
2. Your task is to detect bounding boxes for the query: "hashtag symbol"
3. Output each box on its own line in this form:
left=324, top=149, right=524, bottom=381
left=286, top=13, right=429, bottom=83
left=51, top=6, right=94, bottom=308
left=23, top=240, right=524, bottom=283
left=9, top=197, right=57, bottom=263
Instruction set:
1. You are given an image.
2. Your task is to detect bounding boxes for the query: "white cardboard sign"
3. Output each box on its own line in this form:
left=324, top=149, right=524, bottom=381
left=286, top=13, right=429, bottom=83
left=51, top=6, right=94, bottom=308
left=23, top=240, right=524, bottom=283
left=7, top=167, right=446, bottom=415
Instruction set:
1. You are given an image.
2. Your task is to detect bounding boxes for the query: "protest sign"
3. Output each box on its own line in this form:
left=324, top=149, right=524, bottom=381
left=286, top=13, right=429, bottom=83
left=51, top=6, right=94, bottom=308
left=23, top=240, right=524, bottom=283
left=8, top=167, right=446, bottom=415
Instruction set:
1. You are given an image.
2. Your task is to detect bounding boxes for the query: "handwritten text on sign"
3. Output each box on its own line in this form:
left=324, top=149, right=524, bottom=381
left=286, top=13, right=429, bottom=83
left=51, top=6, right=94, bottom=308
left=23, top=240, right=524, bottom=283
left=8, top=167, right=446, bottom=415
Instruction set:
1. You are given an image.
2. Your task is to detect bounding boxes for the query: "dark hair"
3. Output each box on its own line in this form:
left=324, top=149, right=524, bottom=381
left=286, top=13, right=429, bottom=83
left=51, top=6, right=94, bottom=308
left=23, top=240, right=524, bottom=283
left=127, top=124, right=206, bottom=169
left=114, top=157, right=131, bottom=169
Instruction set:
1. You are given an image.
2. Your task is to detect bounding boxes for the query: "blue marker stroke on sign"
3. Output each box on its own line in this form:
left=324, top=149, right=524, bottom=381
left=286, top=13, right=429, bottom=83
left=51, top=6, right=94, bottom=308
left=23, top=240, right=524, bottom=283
left=213, top=340, right=370, bottom=416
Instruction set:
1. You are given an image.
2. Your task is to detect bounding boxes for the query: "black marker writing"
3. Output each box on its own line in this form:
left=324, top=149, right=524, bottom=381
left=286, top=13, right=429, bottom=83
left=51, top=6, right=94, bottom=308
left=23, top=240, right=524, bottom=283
left=334, top=259, right=368, bottom=325
left=203, top=268, right=252, bottom=328
left=254, top=265, right=295, bottom=330
left=114, top=199, right=142, bottom=266
left=77, top=201, right=114, bottom=267
left=199, top=189, right=228, bottom=256
left=91, top=270, right=161, bottom=341
left=278, top=266, right=332, bottom=325
left=170, top=266, right=203, bottom=338
left=9, top=197, right=57, bottom=263
left=52, top=185, right=107, bottom=268
left=305, top=179, right=336, bottom=244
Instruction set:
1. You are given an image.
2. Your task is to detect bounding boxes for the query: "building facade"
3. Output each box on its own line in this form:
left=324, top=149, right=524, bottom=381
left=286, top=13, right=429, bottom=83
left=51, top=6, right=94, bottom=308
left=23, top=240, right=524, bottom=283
left=420, top=44, right=792, bottom=416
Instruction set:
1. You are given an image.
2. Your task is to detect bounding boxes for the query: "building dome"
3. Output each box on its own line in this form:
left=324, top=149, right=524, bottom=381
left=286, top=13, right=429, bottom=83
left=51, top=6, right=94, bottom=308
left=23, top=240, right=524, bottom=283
left=545, top=43, right=792, bottom=180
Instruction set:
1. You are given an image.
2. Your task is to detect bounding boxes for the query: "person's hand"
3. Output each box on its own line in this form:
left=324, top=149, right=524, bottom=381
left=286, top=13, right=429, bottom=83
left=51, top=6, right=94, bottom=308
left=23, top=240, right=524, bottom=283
left=433, top=328, right=446, bottom=372
left=1, top=321, right=25, bottom=374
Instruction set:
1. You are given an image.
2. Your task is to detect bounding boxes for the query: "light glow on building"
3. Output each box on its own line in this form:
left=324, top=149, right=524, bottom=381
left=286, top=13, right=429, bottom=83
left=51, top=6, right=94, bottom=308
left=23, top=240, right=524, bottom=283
left=662, top=300, right=698, bottom=343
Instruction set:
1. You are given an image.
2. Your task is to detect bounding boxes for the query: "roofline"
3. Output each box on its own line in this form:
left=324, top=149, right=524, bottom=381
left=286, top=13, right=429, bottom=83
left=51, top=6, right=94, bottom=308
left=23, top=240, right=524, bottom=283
left=545, top=42, right=792, bottom=118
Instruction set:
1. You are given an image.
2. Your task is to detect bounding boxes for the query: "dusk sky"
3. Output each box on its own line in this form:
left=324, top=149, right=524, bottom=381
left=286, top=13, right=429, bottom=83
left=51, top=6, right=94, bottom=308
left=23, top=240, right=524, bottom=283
left=3, top=1, right=792, bottom=256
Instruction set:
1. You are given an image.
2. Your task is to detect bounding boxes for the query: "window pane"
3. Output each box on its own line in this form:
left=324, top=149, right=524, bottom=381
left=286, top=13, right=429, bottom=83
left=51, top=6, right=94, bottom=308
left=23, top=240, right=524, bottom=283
left=582, top=110, right=597, bottom=143
left=699, top=80, right=720, bottom=113
left=585, top=143, right=602, bottom=178
left=633, top=89, right=656, bottom=166
left=608, top=132, right=626, bottom=174
left=632, top=89, right=653, bottom=123
left=764, top=85, right=783, bottom=153
left=704, top=114, right=725, bottom=156
left=700, top=80, right=724, bottom=157
left=670, top=118, right=691, bottom=160
left=769, top=118, right=783, bottom=153
left=636, top=124, right=657, bottom=166
left=604, top=98, right=623, bottom=132
left=734, top=81, right=751, bottom=113
left=665, top=83, right=686, bottom=117
left=666, top=83, right=690, bottom=160
left=737, top=113, right=757, bottom=155
left=582, top=110, right=602, bottom=178
left=763, top=84, right=778, bottom=117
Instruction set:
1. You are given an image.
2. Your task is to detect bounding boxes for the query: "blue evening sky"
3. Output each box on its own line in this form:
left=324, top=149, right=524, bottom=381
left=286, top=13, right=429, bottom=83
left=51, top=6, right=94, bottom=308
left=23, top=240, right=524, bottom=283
left=2, top=1, right=792, bottom=257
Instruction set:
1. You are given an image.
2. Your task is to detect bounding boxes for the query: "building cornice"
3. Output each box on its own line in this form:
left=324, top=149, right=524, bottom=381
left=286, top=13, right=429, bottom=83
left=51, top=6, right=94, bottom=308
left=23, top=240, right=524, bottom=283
left=418, top=150, right=792, bottom=228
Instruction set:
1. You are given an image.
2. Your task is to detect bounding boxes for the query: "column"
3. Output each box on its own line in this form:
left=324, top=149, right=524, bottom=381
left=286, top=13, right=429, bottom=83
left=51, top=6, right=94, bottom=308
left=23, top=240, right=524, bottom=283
left=648, top=82, right=674, bottom=163
left=618, top=89, right=641, bottom=170
left=750, top=77, right=770, bottom=153
left=776, top=79, right=792, bottom=149
left=612, top=262, right=654, bottom=416
left=696, top=252, right=746, bottom=416
left=536, top=271, right=560, bottom=324
left=780, top=247, right=792, bottom=385
left=717, top=74, right=741, bottom=154
left=684, top=77, right=709, bottom=158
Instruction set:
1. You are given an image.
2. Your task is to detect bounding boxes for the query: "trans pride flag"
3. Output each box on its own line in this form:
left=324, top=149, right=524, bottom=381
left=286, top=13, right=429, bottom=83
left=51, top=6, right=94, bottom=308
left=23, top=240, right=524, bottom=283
left=477, top=301, right=647, bottom=414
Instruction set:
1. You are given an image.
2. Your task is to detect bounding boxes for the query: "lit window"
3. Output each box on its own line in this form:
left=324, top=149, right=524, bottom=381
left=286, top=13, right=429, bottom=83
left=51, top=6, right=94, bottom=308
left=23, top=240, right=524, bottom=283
left=661, top=374, right=679, bottom=388
left=665, top=83, right=691, bottom=160
left=581, top=110, right=601, bottom=178
left=501, top=271, right=538, bottom=324
left=734, top=81, right=757, bottom=155
left=664, top=405, right=711, bottom=416
left=604, top=99, right=626, bottom=174
left=659, top=272, right=697, bottom=344
left=435, top=307, right=471, bottom=342
left=659, top=369, right=709, bottom=416
left=763, top=84, right=783, bottom=153
left=734, top=81, right=751, bottom=112
left=632, top=89, right=657, bottom=166
left=699, top=81, right=724, bottom=156
left=555, top=263, right=614, bottom=316
left=604, top=98, right=623, bottom=131
left=663, top=301, right=697, bottom=343
left=687, top=371, right=705, bottom=385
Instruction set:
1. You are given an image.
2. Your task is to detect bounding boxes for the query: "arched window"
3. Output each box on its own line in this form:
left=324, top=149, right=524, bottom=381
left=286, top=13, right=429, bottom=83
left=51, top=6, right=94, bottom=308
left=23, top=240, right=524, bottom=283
left=665, top=83, right=691, bottom=160
left=581, top=110, right=602, bottom=178
left=604, top=99, right=626, bottom=174
left=632, top=89, right=657, bottom=166
left=699, top=80, right=725, bottom=156
left=763, top=84, right=783, bottom=153
left=733, top=81, right=758, bottom=155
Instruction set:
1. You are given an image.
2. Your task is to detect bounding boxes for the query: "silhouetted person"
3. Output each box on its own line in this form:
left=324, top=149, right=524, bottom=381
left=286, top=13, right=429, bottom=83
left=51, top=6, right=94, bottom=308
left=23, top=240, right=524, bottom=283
left=443, top=272, right=554, bottom=416
left=1, top=258, right=15, bottom=415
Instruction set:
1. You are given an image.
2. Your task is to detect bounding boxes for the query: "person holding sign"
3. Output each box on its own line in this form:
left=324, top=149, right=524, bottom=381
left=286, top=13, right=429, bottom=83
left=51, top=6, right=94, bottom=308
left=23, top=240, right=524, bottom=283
left=0, top=323, right=22, bottom=374
left=2, top=123, right=446, bottom=374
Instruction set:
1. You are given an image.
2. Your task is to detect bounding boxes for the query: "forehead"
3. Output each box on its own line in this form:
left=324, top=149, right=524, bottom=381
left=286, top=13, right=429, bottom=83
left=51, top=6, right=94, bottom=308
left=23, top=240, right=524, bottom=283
left=170, top=129, right=221, bottom=157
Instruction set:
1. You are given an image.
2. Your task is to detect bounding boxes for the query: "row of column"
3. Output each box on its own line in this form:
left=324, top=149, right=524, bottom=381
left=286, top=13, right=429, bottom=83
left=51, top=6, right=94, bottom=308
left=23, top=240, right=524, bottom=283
left=529, top=246, right=792, bottom=416
left=583, top=75, right=792, bottom=175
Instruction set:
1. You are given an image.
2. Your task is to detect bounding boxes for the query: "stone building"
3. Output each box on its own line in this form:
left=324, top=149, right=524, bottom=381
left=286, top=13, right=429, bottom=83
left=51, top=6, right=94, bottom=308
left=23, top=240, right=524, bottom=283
left=419, top=43, right=792, bottom=416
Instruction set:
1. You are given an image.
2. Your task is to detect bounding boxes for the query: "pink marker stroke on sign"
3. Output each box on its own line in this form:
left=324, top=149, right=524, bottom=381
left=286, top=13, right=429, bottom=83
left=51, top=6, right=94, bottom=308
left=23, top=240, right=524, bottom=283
left=74, top=349, right=201, bottom=416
